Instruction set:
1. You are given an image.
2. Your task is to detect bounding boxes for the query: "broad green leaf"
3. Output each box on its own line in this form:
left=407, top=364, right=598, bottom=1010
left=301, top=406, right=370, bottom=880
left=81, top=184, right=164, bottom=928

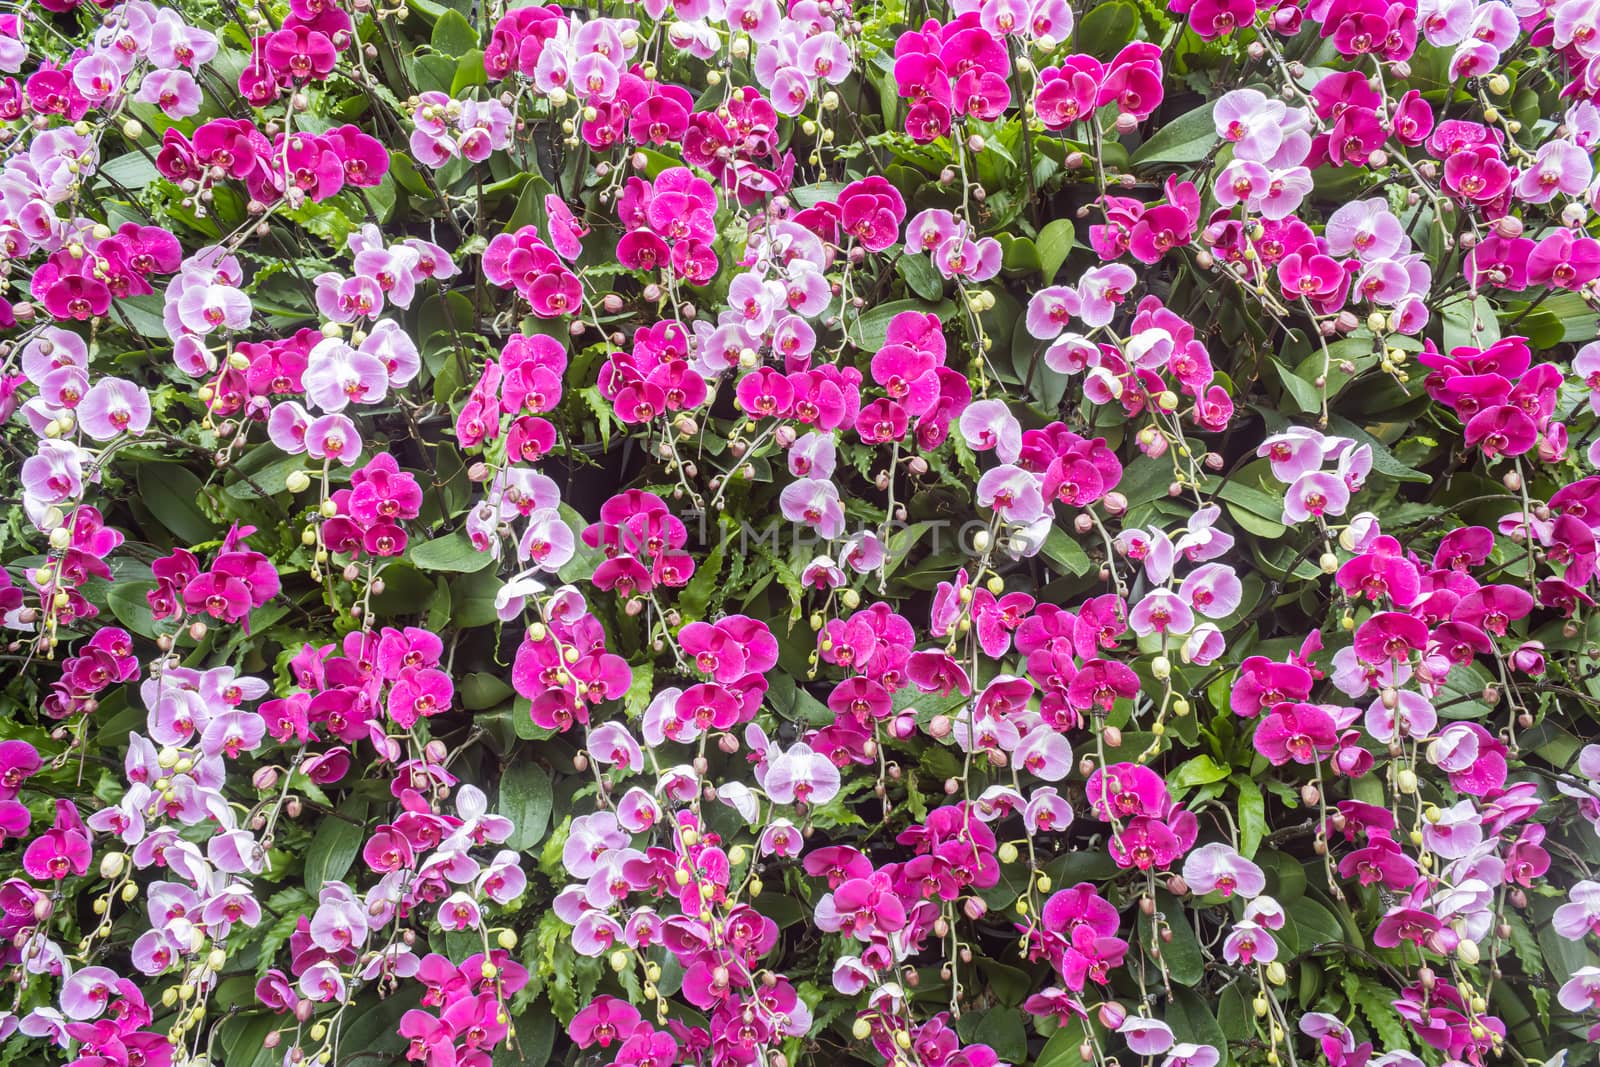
left=1169, top=754, right=1231, bottom=790
left=461, top=672, right=513, bottom=710
left=450, top=568, right=504, bottom=627
left=139, top=464, right=216, bottom=545
left=431, top=9, right=478, bottom=56
left=1140, top=890, right=1204, bottom=986
left=557, top=503, right=606, bottom=585
left=998, top=233, right=1042, bottom=275
left=1166, top=987, right=1228, bottom=1060
left=1272, top=357, right=1324, bottom=415
left=1217, top=479, right=1288, bottom=538
left=499, top=763, right=554, bottom=852
left=1232, top=773, right=1267, bottom=858
left=1132, top=102, right=1219, bottom=166
left=969, top=1009, right=1027, bottom=1063
left=107, top=579, right=159, bottom=640
left=304, top=794, right=369, bottom=890
left=897, top=253, right=946, bottom=300
left=409, top=530, right=494, bottom=573
left=1075, top=0, right=1139, bottom=57
left=1035, top=1023, right=1091, bottom=1067
left=1037, top=217, right=1077, bottom=283
left=1042, top=525, right=1094, bottom=576
left=1441, top=294, right=1500, bottom=351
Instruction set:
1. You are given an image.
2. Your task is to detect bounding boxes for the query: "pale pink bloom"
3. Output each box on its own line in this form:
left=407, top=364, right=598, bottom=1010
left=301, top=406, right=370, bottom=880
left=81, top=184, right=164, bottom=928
left=840, top=531, right=886, bottom=573
left=135, top=68, right=202, bottom=118
left=518, top=508, right=575, bottom=571
left=1421, top=799, right=1485, bottom=858
left=1283, top=471, right=1351, bottom=523
left=176, top=282, right=251, bottom=335
left=959, top=399, right=1023, bottom=463
left=780, top=478, right=846, bottom=539
left=1129, top=589, right=1195, bottom=636
left=587, top=722, right=645, bottom=773
left=788, top=431, right=837, bottom=479
left=1182, top=842, right=1266, bottom=898
left=1325, top=199, right=1407, bottom=261
left=1024, top=786, right=1074, bottom=834
left=1179, top=562, right=1243, bottom=619
left=304, top=338, right=388, bottom=412
left=77, top=378, right=151, bottom=439
left=298, top=961, right=347, bottom=1003
left=60, top=966, right=120, bottom=1020
left=1120, top=1017, right=1175, bottom=1056
left=765, top=742, right=841, bottom=805
left=360, top=319, right=421, bottom=386
left=1044, top=334, right=1097, bottom=375
left=1014, top=725, right=1072, bottom=781
left=1182, top=624, right=1226, bottom=665
left=1257, top=427, right=1327, bottom=482
left=1419, top=0, right=1475, bottom=45
left=905, top=209, right=960, bottom=254
left=303, top=413, right=363, bottom=466
left=1076, top=264, right=1137, bottom=327
left=1213, top=89, right=1288, bottom=162
left=1026, top=286, right=1083, bottom=340
left=976, top=465, right=1047, bottom=523
left=1514, top=140, right=1593, bottom=203
left=267, top=401, right=312, bottom=454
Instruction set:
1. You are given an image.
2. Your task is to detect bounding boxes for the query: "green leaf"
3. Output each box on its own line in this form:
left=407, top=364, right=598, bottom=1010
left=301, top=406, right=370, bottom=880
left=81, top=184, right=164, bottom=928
left=623, top=661, right=655, bottom=721
left=969, top=1009, right=1027, bottom=1062
left=998, top=234, right=1042, bottom=276
left=1326, top=417, right=1431, bottom=483
left=896, top=253, right=945, bottom=300
left=430, top=9, right=478, bottom=56
left=852, top=299, right=956, bottom=352
left=497, top=1005, right=557, bottom=1066
left=409, top=530, right=494, bottom=573
left=451, top=50, right=488, bottom=95
left=1140, top=890, right=1204, bottom=986
left=1166, top=987, right=1228, bottom=1058
left=1272, top=357, right=1324, bottom=415
left=1169, top=754, right=1231, bottom=790
left=679, top=531, right=726, bottom=621
left=1284, top=896, right=1346, bottom=953
left=1075, top=0, right=1139, bottom=58
left=97, top=151, right=161, bottom=189
left=1441, top=294, right=1500, bottom=351
left=1042, top=525, right=1094, bottom=577
left=450, top=568, right=504, bottom=627
left=499, top=764, right=554, bottom=852
left=107, top=579, right=159, bottom=640
left=1546, top=291, right=1600, bottom=343
left=1217, top=479, right=1287, bottom=539
left=1037, top=217, right=1077, bottom=283
left=977, top=960, right=1035, bottom=1007
left=1036, top=1024, right=1090, bottom=1067
left=1132, top=102, right=1218, bottom=166
left=1232, top=773, right=1267, bottom=858
left=304, top=794, right=369, bottom=890
left=461, top=673, right=513, bottom=710
left=139, top=464, right=216, bottom=545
